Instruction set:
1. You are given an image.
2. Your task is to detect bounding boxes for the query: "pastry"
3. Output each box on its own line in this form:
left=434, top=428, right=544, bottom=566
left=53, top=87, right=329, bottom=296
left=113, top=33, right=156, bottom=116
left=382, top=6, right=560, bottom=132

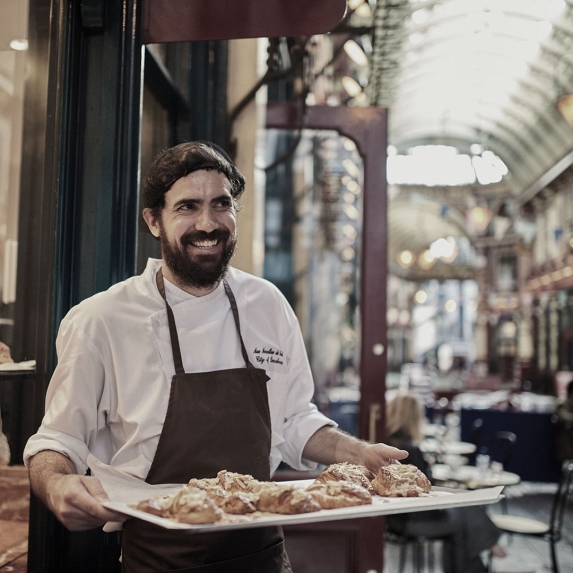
left=183, top=478, right=258, bottom=515
left=372, top=463, right=431, bottom=497
left=256, top=483, right=321, bottom=514
left=220, top=491, right=258, bottom=515
left=306, top=481, right=372, bottom=509
left=135, top=486, right=223, bottom=523
left=216, top=470, right=261, bottom=493
left=313, top=462, right=376, bottom=493
left=169, top=487, right=224, bottom=523
left=135, top=494, right=174, bottom=517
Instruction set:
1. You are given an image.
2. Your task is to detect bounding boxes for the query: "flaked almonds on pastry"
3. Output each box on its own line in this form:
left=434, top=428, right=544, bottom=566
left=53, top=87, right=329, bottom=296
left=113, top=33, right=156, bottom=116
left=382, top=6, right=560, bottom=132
left=313, top=462, right=375, bottom=493
left=306, top=481, right=372, bottom=509
left=372, top=463, right=431, bottom=497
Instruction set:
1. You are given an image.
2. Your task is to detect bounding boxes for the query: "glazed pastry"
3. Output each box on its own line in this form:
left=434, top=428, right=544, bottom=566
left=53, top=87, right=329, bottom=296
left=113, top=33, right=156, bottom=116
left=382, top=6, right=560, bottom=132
left=306, top=481, right=372, bottom=509
left=372, top=463, right=431, bottom=497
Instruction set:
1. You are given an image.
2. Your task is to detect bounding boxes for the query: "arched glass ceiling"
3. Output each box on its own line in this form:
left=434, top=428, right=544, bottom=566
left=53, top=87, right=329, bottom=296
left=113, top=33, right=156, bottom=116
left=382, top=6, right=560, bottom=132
left=368, top=0, right=573, bottom=196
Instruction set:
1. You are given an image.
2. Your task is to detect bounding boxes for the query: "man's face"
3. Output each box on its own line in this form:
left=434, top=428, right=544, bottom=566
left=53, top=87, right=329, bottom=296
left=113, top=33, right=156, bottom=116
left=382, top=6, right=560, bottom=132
left=143, top=169, right=237, bottom=291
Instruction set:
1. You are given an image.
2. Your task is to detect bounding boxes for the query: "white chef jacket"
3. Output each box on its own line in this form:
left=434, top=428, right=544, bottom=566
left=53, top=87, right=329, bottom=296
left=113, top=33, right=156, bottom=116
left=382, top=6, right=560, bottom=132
left=24, top=258, right=335, bottom=479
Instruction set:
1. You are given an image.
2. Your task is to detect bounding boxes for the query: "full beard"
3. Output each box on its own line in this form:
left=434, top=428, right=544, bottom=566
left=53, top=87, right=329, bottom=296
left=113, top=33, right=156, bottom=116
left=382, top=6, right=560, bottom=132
left=160, top=228, right=237, bottom=290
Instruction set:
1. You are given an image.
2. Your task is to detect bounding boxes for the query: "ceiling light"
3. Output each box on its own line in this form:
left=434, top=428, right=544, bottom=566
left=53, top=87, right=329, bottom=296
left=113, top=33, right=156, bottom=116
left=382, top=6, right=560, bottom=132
left=501, top=321, right=517, bottom=338
left=341, top=247, right=356, bottom=261
left=414, top=290, right=428, bottom=304
left=445, top=299, right=457, bottom=313
left=430, top=237, right=455, bottom=259
left=342, top=76, right=363, bottom=98
left=343, top=203, right=360, bottom=220
left=343, top=138, right=356, bottom=151
left=417, top=250, right=436, bottom=270
left=557, top=94, right=573, bottom=129
left=547, top=0, right=566, bottom=19
left=10, top=39, right=28, bottom=51
left=345, top=180, right=360, bottom=194
left=355, top=3, right=372, bottom=18
left=398, top=250, right=415, bottom=268
left=347, top=0, right=363, bottom=9
left=343, top=40, right=368, bottom=67
left=342, top=158, right=361, bottom=178
left=470, top=206, right=492, bottom=233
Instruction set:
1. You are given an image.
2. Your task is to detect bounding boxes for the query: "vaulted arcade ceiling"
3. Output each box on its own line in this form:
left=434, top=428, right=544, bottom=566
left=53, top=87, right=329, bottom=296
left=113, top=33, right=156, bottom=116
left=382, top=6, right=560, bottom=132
left=368, top=0, right=573, bottom=198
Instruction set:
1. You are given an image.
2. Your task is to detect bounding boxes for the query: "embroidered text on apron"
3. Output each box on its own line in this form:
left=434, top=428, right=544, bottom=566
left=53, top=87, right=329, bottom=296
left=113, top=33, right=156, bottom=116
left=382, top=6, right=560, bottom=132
left=121, top=269, right=287, bottom=573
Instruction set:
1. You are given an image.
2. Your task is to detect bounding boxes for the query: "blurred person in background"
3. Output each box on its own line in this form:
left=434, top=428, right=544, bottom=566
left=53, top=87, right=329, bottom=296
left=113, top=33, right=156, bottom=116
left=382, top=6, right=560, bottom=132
left=385, top=392, right=506, bottom=573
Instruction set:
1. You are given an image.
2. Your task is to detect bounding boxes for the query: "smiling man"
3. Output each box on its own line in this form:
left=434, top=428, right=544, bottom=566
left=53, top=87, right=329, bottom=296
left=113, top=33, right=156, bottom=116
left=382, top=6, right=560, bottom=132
left=24, top=141, right=406, bottom=573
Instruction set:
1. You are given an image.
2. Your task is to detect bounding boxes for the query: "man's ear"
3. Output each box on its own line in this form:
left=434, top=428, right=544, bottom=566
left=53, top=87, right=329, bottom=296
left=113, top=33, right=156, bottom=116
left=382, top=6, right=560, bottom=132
left=142, top=208, right=161, bottom=238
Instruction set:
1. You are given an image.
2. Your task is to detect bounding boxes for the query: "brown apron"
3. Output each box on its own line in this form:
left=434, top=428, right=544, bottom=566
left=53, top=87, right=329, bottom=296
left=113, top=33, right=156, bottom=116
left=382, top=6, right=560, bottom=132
left=121, top=269, right=288, bottom=573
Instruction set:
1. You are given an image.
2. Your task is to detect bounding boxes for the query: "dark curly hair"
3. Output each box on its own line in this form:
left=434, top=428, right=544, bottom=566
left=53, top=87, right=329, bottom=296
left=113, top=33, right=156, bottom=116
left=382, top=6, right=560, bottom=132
left=142, top=141, right=246, bottom=216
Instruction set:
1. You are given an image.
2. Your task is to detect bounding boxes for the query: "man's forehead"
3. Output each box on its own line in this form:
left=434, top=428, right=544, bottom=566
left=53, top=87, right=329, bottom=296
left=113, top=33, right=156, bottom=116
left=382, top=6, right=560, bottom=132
left=167, top=170, right=232, bottom=197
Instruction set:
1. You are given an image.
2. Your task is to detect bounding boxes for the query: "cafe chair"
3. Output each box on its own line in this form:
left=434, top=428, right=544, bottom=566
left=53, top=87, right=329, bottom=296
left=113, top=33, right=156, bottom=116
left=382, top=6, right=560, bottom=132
left=488, top=431, right=517, bottom=471
left=487, top=431, right=517, bottom=513
left=385, top=528, right=444, bottom=573
left=488, top=461, right=573, bottom=573
left=467, top=418, right=484, bottom=465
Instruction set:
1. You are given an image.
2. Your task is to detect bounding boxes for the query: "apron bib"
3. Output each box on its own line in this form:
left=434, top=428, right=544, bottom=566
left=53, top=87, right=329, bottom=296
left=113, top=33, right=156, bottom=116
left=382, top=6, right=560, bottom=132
left=121, top=269, right=288, bottom=573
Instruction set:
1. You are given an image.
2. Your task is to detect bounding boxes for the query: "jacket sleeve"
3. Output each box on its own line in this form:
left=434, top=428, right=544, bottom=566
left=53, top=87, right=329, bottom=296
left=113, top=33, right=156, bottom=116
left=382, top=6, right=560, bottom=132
left=23, top=318, right=109, bottom=475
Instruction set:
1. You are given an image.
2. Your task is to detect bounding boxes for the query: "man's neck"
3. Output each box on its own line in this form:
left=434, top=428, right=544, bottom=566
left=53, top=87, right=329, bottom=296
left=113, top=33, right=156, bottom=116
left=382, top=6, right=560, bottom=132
left=161, top=263, right=219, bottom=297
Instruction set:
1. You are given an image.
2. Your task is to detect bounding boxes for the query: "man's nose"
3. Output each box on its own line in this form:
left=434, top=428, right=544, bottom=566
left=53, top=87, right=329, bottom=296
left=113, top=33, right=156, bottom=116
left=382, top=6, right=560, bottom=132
left=195, top=208, right=219, bottom=232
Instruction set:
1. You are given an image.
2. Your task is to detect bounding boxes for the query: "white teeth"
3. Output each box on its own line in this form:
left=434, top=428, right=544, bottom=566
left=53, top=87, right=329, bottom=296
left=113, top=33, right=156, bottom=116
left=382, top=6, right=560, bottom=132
left=192, top=239, right=218, bottom=248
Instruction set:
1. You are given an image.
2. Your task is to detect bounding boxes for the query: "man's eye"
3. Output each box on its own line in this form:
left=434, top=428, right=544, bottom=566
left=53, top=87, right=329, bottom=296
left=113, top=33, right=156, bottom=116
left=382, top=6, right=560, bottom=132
left=216, top=199, right=233, bottom=209
left=179, top=203, right=197, bottom=211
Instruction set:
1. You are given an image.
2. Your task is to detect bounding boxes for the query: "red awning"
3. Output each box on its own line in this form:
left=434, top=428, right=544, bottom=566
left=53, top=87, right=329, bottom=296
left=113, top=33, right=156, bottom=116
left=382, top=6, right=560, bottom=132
left=144, top=0, right=348, bottom=44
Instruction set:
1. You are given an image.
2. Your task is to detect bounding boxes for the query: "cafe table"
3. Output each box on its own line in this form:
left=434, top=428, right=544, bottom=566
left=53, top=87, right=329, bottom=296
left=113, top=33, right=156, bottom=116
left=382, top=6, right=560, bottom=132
left=431, top=463, right=521, bottom=489
left=420, top=438, right=476, bottom=456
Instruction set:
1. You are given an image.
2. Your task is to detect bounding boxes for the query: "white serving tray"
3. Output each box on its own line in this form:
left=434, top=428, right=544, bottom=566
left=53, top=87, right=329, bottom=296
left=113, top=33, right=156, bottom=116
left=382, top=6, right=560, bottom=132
left=102, top=480, right=504, bottom=533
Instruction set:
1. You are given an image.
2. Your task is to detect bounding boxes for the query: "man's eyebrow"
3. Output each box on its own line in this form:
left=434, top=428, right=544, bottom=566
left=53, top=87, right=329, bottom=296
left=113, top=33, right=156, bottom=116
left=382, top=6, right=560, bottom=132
left=171, top=194, right=233, bottom=209
left=211, top=193, right=234, bottom=203
left=172, top=197, right=202, bottom=209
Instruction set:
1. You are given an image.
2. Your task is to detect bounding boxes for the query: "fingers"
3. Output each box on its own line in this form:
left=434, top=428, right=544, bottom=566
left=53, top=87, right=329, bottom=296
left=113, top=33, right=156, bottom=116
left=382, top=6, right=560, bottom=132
left=363, top=443, right=409, bottom=472
left=49, top=475, right=126, bottom=531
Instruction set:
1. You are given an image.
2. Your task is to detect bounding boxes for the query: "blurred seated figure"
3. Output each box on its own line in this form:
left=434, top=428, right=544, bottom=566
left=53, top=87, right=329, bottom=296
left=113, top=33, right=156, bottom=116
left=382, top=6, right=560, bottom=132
left=555, top=380, right=573, bottom=461
left=0, top=341, right=12, bottom=465
left=385, top=393, right=506, bottom=573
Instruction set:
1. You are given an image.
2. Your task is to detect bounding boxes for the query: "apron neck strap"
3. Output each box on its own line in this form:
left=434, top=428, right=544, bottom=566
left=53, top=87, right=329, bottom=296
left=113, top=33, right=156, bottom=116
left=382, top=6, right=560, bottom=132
left=156, top=268, right=185, bottom=375
left=222, top=278, right=253, bottom=367
left=155, top=268, right=254, bottom=374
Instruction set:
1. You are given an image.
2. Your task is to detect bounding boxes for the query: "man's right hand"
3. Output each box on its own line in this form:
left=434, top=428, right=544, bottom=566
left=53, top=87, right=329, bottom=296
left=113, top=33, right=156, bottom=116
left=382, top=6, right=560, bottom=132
left=45, top=473, right=126, bottom=531
left=29, top=450, right=126, bottom=531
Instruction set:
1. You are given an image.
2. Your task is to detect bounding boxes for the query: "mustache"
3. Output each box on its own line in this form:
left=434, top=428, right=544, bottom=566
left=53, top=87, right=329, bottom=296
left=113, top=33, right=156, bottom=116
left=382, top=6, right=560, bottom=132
left=180, top=230, right=229, bottom=245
